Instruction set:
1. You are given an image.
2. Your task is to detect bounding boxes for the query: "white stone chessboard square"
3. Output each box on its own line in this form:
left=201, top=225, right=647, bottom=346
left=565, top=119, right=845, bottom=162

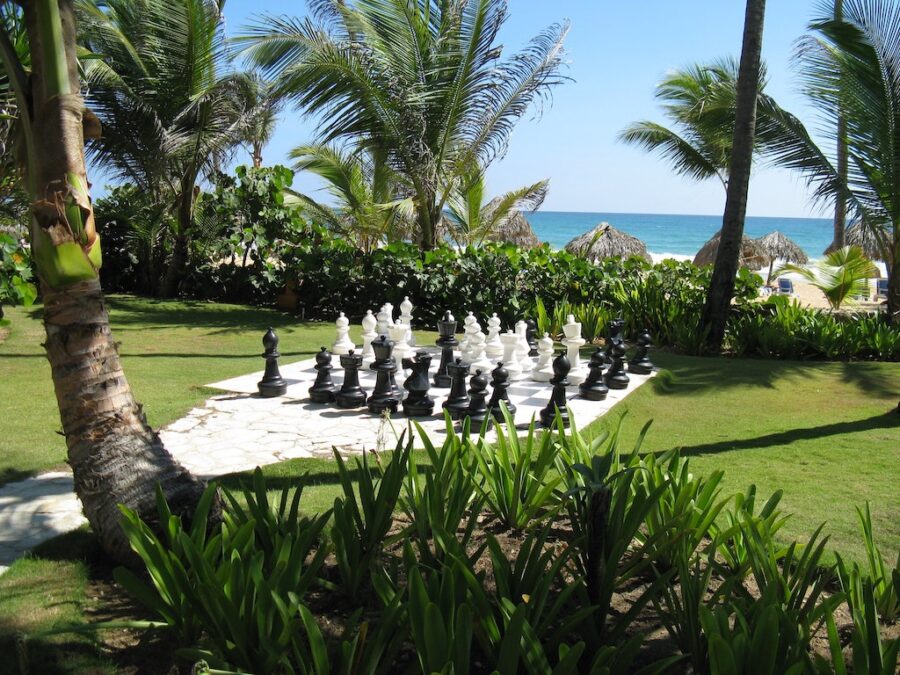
left=169, top=345, right=657, bottom=477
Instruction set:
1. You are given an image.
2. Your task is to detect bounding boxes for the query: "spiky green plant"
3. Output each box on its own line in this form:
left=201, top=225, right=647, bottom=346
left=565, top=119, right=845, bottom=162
left=776, top=245, right=878, bottom=309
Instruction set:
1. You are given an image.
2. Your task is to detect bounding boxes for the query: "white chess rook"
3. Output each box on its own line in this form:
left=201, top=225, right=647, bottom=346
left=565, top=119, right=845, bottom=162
left=332, top=312, right=357, bottom=355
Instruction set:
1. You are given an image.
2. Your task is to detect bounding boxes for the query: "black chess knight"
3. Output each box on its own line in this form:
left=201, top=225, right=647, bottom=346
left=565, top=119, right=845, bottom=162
left=402, top=351, right=434, bottom=417
left=540, top=352, right=571, bottom=428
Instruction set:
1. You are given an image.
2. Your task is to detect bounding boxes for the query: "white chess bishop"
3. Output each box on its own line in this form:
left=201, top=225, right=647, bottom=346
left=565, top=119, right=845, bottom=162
left=360, top=310, right=378, bottom=364
left=532, top=332, right=555, bottom=382
left=400, top=296, right=415, bottom=346
left=332, top=312, right=357, bottom=355
left=500, top=331, right=524, bottom=380
left=485, top=313, right=504, bottom=359
left=562, top=314, right=587, bottom=385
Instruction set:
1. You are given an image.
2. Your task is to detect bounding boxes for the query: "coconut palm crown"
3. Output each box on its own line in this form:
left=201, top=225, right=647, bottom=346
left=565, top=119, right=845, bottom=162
left=236, top=0, right=569, bottom=250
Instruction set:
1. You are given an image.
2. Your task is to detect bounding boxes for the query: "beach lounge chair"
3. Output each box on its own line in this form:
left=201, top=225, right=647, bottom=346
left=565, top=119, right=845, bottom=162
left=777, top=278, right=794, bottom=295
left=876, top=279, right=888, bottom=299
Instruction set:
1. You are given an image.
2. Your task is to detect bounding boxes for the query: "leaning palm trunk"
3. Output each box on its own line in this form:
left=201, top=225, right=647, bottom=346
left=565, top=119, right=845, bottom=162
left=8, top=0, right=207, bottom=562
left=700, top=0, right=767, bottom=349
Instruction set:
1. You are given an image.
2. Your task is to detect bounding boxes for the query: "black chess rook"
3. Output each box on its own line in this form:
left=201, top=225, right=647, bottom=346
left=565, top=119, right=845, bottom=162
left=368, top=335, right=401, bottom=414
left=434, top=310, right=458, bottom=387
left=336, top=350, right=367, bottom=408
left=442, top=358, right=471, bottom=420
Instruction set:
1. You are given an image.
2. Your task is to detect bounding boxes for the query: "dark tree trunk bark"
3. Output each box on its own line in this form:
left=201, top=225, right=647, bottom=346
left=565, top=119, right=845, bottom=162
left=827, top=0, right=847, bottom=255
left=159, top=176, right=194, bottom=297
left=888, top=236, right=899, bottom=324
left=700, top=0, right=767, bottom=351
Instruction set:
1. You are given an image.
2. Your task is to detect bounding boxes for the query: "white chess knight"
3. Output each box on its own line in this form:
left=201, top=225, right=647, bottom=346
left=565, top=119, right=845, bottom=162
left=389, top=321, right=412, bottom=362
left=332, top=312, right=357, bottom=355
left=515, top=320, right=534, bottom=374
left=485, top=313, right=504, bottom=359
left=400, top=296, right=415, bottom=346
left=562, top=314, right=587, bottom=385
left=360, top=310, right=378, bottom=364
left=532, top=332, right=555, bottom=382
left=459, top=311, right=477, bottom=354
left=500, top=331, right=524, bottom=380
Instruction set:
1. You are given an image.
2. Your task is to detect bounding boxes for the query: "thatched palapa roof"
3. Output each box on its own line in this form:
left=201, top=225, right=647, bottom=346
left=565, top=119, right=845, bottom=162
left=564, top=222, right=651, bottom=262
left=845, top=223, right=893, bottom=265
left=693, top=231, right=767, bottom=270
left=483, top=202, right=542, bottom=249
left=755, top=231, right=808, bottom=265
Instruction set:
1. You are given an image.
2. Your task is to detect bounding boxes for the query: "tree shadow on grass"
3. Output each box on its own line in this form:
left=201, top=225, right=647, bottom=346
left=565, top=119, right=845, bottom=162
left=103, top=296, right=309, bottom=332
left=674, top=410, right=899, bottom=458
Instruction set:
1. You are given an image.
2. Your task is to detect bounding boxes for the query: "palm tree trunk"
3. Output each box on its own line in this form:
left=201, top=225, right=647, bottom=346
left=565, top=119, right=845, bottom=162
left=700, top=0, right=766, bottom=350
left=252, top=140, right=263, bottom=168
left=889, top=234, right=899, bottom=324
left=43, top=279, right=207, bottom=561
left=21, top=0, right=208, bottom=563
left=160, top=175, right=194, bottom=297
left=828, top=0, right=847, bottom=254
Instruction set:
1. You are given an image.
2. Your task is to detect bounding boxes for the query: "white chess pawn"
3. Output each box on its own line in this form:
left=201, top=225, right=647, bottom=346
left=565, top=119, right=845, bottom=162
left=532, top=333, right=555, bottom=382
left=459, top=311, right=476, bottom=354
left=389, top=321, right=412, bottom=362
left=360, top=310, right=378, bottom=365
left=562, top=314, right=586, bottom=385
left=332, top=312, right=357, bottom=355
left=500, top=331, right=524, bottom=380
left=376, top=305, right=391, bottom=336
left=485, top=313, right=504, bottom=359
left=515, top=320, right=533, bottom=374
left=400, top=296, right=415, bottom=346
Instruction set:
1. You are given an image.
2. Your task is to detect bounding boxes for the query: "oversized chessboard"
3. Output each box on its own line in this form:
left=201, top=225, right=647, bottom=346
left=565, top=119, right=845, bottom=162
left=204, top=346, right=656, bottom=458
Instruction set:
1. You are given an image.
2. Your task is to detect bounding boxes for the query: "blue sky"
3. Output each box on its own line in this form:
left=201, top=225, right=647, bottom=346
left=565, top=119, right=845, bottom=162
left=215, top=1, right=832, bottom=219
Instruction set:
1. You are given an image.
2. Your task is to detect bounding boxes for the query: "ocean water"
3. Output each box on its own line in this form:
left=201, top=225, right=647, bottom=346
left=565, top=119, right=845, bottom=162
left=524, top=211, right=833, bottom=260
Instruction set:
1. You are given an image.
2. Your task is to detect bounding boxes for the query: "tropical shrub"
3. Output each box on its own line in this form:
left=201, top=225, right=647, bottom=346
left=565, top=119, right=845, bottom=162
left=0, top=231, right=36, bottom=316
left=776, top=245, right=879, bottom=310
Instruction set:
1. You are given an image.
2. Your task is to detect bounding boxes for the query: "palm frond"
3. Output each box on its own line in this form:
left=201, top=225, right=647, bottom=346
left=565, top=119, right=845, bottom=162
left=619, top=121, right=725, bottom=186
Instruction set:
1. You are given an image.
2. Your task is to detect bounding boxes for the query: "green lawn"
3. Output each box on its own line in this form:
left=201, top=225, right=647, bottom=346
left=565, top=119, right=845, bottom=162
left=1, top=296, right=898, bottom=673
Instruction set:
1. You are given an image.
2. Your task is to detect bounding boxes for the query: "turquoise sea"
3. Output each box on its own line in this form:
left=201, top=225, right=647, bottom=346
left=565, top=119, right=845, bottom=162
left=523, top=211, right=833, bottom=260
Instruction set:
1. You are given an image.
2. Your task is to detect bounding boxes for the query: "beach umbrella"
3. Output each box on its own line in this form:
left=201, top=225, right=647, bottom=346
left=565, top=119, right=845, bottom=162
left=845, top=222, right=893, bottom=265
left=692, top=230, right=767, bottom=270
left=564, top=222, right=652, bottom=262
left=755, top=231, right=808, bottom=284
left=482, top=202, right=542, bottom=249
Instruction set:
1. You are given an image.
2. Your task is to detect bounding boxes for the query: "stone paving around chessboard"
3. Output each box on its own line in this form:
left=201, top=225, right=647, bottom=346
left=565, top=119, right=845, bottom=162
left=0, top=350, right=656, bottom=573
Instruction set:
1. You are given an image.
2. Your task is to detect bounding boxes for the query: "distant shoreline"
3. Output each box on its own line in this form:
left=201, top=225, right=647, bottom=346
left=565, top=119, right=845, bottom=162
left=523, top=210, right=833, bottom=260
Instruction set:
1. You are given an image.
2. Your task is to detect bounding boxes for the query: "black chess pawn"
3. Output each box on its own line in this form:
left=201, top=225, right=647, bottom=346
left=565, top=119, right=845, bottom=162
left=525, top=319, right=539, bottom=356
left=402, top=351, right=434, bottom=417
left=257, top=327, right=288, bottom=397
left=464, top=369, right=492, bottom=432
left=540, top=352, right=571, bottom=428
left=309, top=346, right=337, bottom=403
left=336, top=350, right=367, bottom=408
left=442, top=358, right=471, bottom=420
left=579, top=348, right=609, bottom=401
left=487, top=362, right=517, bottom=421
left=434, top=310, right=458, bottom=387
left=604, top=339, right=630, bottom=390
left=603, top=317, right=626, bottom=364
left=368, top=336, right=401, bottom=414
left=628, top=328, right=654, bottom=374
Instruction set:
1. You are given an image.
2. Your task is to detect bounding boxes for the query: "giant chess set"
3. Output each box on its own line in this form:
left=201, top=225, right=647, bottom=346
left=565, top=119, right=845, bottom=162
left=208, top=297, right=657, bottom=449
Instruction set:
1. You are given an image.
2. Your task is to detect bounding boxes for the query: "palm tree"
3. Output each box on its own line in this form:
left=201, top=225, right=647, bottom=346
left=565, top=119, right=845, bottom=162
left=700, top=0, right=768, bottom=350
left=776, top=245, right=877, bottom=309
left=236, top=0, right=569, bottom=250
left=759, top=0, right=899, bottom=323
left=291, top=143, right=408, bottom=253
left=236, top=72, right=283, bottom=168
left=77, top=0, right=250, bottom=296
left=0, top=0, right=206, bottom=563
left=443, top=170, right=548, bottom=248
